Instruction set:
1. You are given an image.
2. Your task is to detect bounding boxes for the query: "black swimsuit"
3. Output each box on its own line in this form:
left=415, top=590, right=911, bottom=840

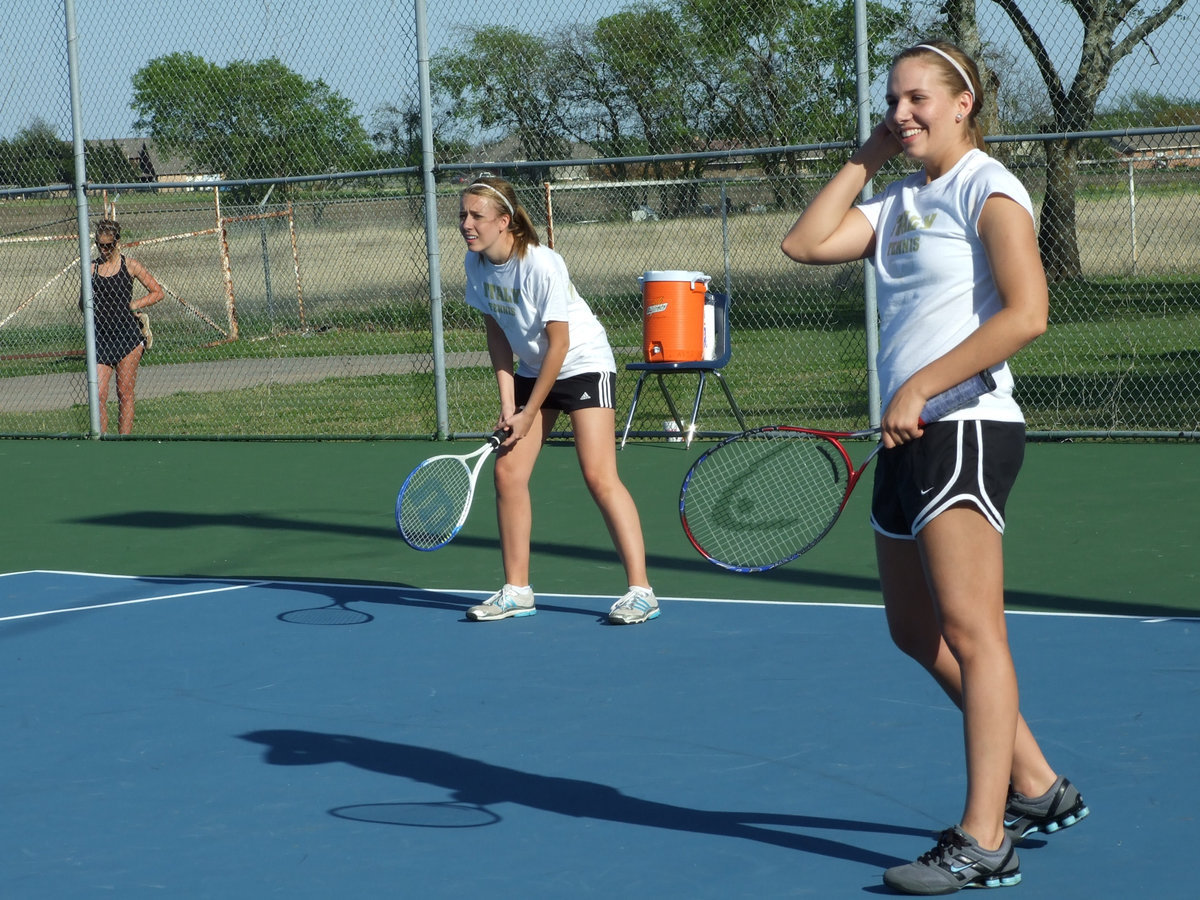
left=90, top=255, right=143, bottom=365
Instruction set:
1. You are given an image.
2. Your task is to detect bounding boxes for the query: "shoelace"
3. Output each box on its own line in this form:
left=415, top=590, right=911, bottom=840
left=612, top=591, right=647, bottom=610
left=489, top=587, right=519, bottom=607
left=918, top=829, right=966, bottom=865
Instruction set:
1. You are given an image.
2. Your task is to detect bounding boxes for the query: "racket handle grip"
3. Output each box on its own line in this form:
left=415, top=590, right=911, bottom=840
left=920, top=370, right=997, bottom=424
left=488, top=427, right=511, bottom=447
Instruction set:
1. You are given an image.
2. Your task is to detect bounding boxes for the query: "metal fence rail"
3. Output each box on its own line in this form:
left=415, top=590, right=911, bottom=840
left=1, top=1, right=1197, bottom=440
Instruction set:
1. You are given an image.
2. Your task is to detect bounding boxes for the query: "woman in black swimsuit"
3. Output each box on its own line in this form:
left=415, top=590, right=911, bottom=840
left=88, top=218, right=163, bottom=434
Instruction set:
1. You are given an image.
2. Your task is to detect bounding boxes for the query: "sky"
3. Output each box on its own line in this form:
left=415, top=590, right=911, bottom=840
left=3, top=0, right=1198, bottom=143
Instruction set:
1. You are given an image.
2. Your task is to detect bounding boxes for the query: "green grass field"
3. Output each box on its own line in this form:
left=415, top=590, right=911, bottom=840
left=1, top=309, right=1194, bottom=438
left=2, top=182, right=1197, bottom=438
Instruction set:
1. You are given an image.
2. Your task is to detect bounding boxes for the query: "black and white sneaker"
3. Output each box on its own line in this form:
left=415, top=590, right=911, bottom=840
left=1005, top=776, right=1089, bottom=842
left=883, top=826, right=1021, bottom=895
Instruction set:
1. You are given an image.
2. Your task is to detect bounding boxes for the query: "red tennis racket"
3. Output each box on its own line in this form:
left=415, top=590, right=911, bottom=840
left=679, top=371, right=996, bottom=572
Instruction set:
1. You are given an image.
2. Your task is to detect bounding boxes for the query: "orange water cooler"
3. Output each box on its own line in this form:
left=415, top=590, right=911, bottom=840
left=639, top=270, right=710, bottom=362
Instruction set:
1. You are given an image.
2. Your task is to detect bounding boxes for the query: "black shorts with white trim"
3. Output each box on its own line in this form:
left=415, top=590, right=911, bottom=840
left=870, top=419, right=1025, bottom=538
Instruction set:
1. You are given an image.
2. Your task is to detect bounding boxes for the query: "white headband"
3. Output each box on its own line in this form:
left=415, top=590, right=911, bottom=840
left=471, top=181, right=514, bottom=217
left=916, top=44, right=976, bottom=103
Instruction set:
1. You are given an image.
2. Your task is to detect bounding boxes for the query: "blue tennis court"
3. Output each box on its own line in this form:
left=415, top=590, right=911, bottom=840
left=3, top=569, right=1195, bottom=898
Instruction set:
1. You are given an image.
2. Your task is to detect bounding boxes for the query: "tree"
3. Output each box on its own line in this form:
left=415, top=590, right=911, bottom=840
left=985, top=0, right=1188, bottom=281
left=1, top=119, right=71, bottom=187
left=574, top=5, right=726, bottom=192
left=371, top=94, right=469, bottom=190
left=131, top=53, right=372, bottom=193
left=0, top=120, right=138, bottom=189
left=556, top=23, right=648, bottom=178
left=1093, top=89, right=1200, bottom=128
left=86, top=141, right=140, bottom=185
left=430, top=1, right=905, bottom=214
left=680, top=0, right=907, bottom=201
left=432, top=27, right=573, bottom=173
left=371, top=99, right=425, bottom=193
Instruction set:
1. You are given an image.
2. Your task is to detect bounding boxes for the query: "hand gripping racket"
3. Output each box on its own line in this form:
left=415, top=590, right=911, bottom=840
left=679, top=371, right=996, bottom=572
left=396, top=429, right=509, bottom=551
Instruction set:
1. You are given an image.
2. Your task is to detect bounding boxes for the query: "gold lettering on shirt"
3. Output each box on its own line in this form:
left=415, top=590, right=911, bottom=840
left=483, top=282, right=520, bottom=311
left=886, top=211, right=938, bottom=257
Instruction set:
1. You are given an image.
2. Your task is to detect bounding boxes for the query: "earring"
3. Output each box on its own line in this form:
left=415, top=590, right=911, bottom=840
left=955, top=113, right=963, bottom=122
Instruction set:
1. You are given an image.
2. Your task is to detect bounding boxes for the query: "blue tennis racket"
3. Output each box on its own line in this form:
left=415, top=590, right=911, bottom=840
left=395, top=429, right=509, bottom=551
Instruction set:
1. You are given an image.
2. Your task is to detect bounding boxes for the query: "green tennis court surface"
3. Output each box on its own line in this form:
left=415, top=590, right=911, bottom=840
left=1, top=439, right=1194, bottom=616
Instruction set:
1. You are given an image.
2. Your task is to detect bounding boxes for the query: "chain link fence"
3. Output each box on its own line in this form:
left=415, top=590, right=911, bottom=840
left=2, top=0, right=1197, bottom=439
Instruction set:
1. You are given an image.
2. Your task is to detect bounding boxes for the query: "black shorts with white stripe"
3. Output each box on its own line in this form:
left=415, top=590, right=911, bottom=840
left=514, top=371, right=616, bottom=412
left=870, top=419, right=1025, bottom=539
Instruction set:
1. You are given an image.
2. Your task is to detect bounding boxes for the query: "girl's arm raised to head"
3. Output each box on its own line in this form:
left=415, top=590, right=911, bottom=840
left=781, top=122, right=900, bottom=265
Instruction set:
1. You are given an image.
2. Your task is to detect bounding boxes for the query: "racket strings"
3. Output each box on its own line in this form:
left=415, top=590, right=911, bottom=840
left=397, top=457, right=474, bottom=549
left=683, top=434, right=853, bottom=569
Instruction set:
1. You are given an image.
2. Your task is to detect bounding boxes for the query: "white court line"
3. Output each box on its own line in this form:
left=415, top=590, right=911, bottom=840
left=0, top=579, right=268, bottom=623
left=426, top=589, right=1200, bottom=622
left=3, top=570, right=1196, bottom=624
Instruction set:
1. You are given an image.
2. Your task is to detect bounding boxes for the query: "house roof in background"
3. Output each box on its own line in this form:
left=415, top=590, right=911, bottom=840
left=1105, top=131, right=1200, bottom=155
left=97, top=138, right=201, bottom=178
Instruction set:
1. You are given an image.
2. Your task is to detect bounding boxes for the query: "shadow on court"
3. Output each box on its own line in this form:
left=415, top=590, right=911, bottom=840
left=2, top=571, right=1198, bottom=898
left=267, top=581, right=610, bottom=623
left=240, top=729, right=921, bottom=868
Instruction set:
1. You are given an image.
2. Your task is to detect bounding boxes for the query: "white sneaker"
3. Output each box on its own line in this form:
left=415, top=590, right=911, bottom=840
left=607, top=587, right=659, bottom=625
left=467, top=584, right=536, bottom=621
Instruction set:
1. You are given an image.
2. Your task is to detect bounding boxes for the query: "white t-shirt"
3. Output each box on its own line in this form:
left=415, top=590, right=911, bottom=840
left=464, top=243, right=615, bottom=378
left=856, top=149, right=1032, bottom=423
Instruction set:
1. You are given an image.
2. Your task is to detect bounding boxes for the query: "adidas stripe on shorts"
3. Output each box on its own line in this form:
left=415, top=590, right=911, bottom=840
left=515, top=371, right=616, bottom=412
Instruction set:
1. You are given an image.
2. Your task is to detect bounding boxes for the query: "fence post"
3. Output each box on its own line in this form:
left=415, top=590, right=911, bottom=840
left=853, top=0, right=881, bottom=427
left=65, top=0, right=101, bottom=439
left=719, top=180, right=732, bottom=297
left=1127, top=158, right=1139, bottom=276
left=416, top=0, right=449, bottom=439
left=258, top=184, right=276, bottom=326
left=288, top=202, right=306, bottom=328
left=214, top=188, right=239, bottom=341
